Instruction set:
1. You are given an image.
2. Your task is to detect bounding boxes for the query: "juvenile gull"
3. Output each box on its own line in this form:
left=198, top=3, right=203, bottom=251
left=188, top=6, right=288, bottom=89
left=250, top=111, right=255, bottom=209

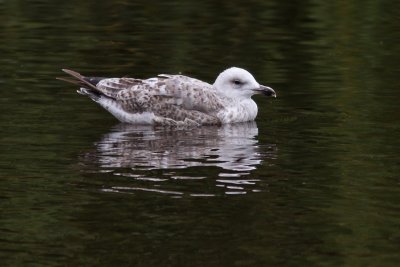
left=59, top=67, right=276, bottom=126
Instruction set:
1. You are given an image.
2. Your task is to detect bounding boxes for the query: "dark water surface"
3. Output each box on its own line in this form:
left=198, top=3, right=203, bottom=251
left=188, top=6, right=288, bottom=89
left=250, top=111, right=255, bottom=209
left=1, top=1, right=400, bottom=266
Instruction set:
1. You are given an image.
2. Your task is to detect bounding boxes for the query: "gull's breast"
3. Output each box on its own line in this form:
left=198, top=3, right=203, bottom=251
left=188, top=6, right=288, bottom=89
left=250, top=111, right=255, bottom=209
left=217, top=99, right=258, bottom=124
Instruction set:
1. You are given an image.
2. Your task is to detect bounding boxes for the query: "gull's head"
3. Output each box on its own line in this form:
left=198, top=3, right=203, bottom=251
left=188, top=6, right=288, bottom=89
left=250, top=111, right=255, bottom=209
left=213, top=67, right=276, bottom=99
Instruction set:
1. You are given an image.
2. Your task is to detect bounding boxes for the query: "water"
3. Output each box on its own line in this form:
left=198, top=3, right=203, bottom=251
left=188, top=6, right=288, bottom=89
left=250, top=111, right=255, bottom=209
left=1, top=1, right=400, bottom=266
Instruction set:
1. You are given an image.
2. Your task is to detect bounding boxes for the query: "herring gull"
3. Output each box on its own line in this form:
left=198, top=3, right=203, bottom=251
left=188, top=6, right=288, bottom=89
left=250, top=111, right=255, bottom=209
left=59, top=67, right=276, bottom=126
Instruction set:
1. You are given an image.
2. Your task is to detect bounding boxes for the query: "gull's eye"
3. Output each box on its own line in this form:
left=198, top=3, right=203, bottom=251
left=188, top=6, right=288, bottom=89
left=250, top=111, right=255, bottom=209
left=233, top=79, right=242, bottom=85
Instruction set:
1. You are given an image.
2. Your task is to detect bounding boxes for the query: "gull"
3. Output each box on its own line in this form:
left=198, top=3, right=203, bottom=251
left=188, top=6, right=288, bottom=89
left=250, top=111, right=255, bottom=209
left=59, top=67, right=276, bottom=126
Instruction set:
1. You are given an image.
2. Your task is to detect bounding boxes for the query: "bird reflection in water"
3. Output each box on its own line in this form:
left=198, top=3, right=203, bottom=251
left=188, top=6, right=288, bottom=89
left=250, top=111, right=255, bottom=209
left=80, top=122, right=277, bottom=197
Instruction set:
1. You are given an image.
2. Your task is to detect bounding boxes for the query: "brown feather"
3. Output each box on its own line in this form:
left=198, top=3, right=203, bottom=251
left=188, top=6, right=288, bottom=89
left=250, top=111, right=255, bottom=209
left=61, top=69, right=100, bottom=92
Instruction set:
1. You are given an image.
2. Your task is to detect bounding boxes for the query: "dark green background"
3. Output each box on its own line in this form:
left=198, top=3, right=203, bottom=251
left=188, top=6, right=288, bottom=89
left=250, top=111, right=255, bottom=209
left=1, top=1, right=399, bottom=266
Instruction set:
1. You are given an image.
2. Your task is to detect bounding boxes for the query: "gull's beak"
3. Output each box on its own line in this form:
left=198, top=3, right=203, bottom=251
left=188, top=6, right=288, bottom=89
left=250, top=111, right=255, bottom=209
left=253, top=85, right=276, bottom=97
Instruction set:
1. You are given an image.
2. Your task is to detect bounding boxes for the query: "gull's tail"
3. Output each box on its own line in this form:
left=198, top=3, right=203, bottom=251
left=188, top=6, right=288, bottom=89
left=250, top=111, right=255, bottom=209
left=57, top=69, right=109, bottom=101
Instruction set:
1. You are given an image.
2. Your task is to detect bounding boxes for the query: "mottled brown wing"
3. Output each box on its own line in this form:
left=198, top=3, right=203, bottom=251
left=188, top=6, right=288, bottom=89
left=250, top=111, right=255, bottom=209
left=99, top=74, right=225, bottom=113
left=158, top=75, right=225, bottom=113
left=95, top=78, right=147, bottom=98
left=97, top=74, right=225, bottom=125
left=113, top=90, right=220, bottom=125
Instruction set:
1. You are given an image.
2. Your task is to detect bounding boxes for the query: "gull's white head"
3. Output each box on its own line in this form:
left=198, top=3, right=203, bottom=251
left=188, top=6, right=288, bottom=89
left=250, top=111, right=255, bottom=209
left=213, top=67, right=276, bottom=99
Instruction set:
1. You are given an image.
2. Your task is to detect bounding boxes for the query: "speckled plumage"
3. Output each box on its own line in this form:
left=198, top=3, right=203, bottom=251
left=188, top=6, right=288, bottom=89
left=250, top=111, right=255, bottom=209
left=59, top=67, right=276, bottom=126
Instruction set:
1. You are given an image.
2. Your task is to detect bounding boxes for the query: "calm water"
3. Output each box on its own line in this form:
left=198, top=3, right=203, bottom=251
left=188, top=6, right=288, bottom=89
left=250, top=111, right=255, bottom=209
left=1, top=1, right=400, bottom=266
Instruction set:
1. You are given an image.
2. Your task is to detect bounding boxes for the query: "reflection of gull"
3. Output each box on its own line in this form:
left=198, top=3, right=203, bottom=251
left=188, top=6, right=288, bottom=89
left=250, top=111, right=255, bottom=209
left=81, top=122, right=277, bottom=196
left=95, top=122, right=261, bottom=172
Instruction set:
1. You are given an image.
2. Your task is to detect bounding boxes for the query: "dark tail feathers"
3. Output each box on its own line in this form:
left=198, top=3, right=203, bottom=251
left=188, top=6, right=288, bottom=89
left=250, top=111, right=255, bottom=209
left=57, top=69, right=106, bottom=91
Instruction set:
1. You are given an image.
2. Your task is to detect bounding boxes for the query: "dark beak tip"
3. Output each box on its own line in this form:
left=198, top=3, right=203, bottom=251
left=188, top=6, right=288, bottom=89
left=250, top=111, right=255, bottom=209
left=262, top=87, right=277, bottom=98
left=264, top=91, right=276, bottom=97
left=253, top=85, right=277, bottom=97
